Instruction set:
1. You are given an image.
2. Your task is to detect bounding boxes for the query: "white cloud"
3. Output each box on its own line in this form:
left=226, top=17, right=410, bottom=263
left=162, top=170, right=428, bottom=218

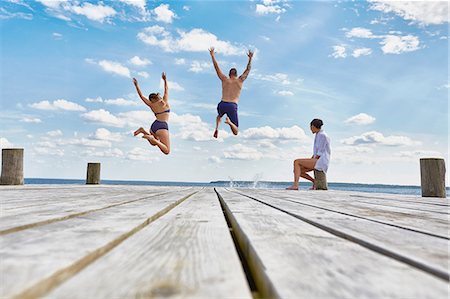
left=67, top=2, right=116, bottom=23
left=346, top=27, right=375, bottom=39
left=344, top=113, right=376, bottom=125
left=52, top=32, right=63, bottom=39
left=127, top=147, right=160, bottom=162
left=0, top=137, right=13, bottom=148
left=256, top=2, right=286, bottom=15
left=118, top=0, right=147, bottom=11
left=104, top=98, right=138, bottom=106
left=35, top=0, right=65, bottom=9
left=331, top=45, right=347, bottom=58
left=183, top=6, right=190, bottom=11
left=85, top=97, right=104, bottom=103
left=34, top=146, right=64, bottom=156
left=21, top=117, right=42, bottom=123
left=260, top=35, right=271, bottom=41
left=67, top=138, right=111, bottom=148
left=341, top=131, right=420, bottom=146
left=81, top=109, right=124, bottom=127
left=97, top=60, right=131, bottom=78
left=277, top=90, right=294, bottom=96
left=117, top=110, right=153, bottom=128
left=189, top=60, right=211, bottom=73
left=138, top=71, right=149, bottom=78
left=129, top=56, right=152, bottom=66
left=153, top=3, right=176, bottom=23
left=84, top=148, right=124, bottom=158
left=242, top=125, right=310, bottom=142
left=254, top=72, right=293, bottom=85
left=223, top=144, right=263, bottom=161
left=368, top=0, right=449, bottom=26
left=160, top=79, right=184, bottom=91
left=208, top=156, right=222, bottom=163
left=137, top=26, right=247, bottom=56
left=30, top=99, right=86, bottom=111
left=175, top=58, right=186, bottom=65
left=380, top=35, right=420, bottom=54
left=352, top=48, right=372, bottom=58
left=47, top=130, right=63, bottom=137
left=90, top=128, right=123, bottom=142
left=395, top=150, right=445, bottom=159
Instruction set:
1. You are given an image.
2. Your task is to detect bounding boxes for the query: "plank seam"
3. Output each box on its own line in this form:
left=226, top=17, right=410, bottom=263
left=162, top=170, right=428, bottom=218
left=215, top=188, right=281, bottom=299
left=252, top=190, right=449, bottom=240
left=231, top=189, right=450, bottom=282
left=349, top=195, right=450, bottom=207
left=12, top=190, right=199, bottom=299
left=0, top=188, right=191, bottom=236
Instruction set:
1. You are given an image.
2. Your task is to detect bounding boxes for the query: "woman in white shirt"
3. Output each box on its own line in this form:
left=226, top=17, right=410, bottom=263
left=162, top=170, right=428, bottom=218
left=286, top=119, right=331, bottom=190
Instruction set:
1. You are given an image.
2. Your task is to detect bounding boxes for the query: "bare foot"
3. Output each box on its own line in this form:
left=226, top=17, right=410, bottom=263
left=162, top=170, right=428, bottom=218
left=213, top=129, right=218, bottom=138
left=134, top=127, right=145, bottom=136
left=286, top=186, right=299, bottom=190
left=142, top=134, right=157, bottom=145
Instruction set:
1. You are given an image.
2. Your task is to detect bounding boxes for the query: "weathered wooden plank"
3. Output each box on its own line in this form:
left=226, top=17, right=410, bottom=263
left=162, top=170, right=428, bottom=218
left=217, top=188, right=448, bottom=299
left=253, top=189, right=449, bottom=238
left=232, top=188, right=449, bottom=280
left=0, top=187, right=187, bottom=234
left=0, top=188, right=197, bottom=298
left=45, top=189, right=252, bottom=299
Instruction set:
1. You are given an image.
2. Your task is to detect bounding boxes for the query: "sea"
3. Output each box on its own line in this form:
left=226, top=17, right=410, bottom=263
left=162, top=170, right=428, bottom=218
left=23, top=178, right=450, bottom=197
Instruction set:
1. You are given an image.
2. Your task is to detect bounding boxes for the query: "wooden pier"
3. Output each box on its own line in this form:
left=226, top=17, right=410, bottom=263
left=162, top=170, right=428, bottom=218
left=0, top=185, right=448, bottom=298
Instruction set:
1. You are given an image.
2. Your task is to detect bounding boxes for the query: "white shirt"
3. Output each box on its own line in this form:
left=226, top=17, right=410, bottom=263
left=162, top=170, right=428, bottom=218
left=313, top=130, right=331, bottom=173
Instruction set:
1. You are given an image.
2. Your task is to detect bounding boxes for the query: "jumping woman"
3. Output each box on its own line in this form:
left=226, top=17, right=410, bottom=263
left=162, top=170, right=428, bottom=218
left=133, top=72, right=170, bottom=155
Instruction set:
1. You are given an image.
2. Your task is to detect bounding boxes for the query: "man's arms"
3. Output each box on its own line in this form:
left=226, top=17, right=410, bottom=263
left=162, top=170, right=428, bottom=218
left=239, top=49, right=253, bottom=81
left=162, top=72, right=169, bottom=102
left=133, top=78, right=151, bottom=107
left=209, top=47, right=227, bottom=81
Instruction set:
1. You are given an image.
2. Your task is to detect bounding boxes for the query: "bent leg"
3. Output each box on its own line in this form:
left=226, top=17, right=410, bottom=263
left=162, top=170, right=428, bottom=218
left=286, top=159, right=301, bottom=190
left=134, top=127, right=149, bottom=136
left=154, top=129, right=170, bottom=155
left=225, top=117, right=239, bottom=135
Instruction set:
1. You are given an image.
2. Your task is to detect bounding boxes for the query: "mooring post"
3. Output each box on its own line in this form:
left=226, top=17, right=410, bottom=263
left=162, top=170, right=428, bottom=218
left=420, top=158, right=446, bottom=198
left=86, top=162, right=101, bottom=185
left=0, top=148, right=24, bottom=185
left=314, top=169, right=328, bottom=190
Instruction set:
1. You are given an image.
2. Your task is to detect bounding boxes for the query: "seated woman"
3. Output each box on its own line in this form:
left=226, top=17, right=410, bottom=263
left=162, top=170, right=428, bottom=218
left=133, top=72, right=170, bottom=155
left=286, top=118, right=331, bottom=190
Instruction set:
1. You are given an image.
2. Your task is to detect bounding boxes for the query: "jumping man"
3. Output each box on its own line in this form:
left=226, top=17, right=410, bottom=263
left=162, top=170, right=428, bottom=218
left=209, top=47, right=253, bottom=138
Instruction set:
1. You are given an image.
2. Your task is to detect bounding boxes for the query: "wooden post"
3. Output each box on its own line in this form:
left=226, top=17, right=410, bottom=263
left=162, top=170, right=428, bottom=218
left=1, top=148, right=24, bottom=185
left=420, top=158, right=446, bottom=198
left=314, top=169, right=328, bottom=190
left=86, top=162, right=101, bottom=185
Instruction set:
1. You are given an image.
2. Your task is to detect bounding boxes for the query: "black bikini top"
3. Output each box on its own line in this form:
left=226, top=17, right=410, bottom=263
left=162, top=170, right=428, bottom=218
left=154, top=109, right=170, bottom=116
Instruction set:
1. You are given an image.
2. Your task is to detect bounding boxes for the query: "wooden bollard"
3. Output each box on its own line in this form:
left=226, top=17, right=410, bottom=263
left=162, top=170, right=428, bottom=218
left=314, top=169, right=328, bottom=190
left=86, top=162, right=101, bottom=185
left=420, top=158, right=446, bottom=198
left=1, top=148, right=24, bottom=185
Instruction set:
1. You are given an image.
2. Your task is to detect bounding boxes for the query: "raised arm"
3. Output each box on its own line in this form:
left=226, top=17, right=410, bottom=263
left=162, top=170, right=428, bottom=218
left=133, top=78, right=151, bottom=107
left=161, top=72, right=169, bottom=102
left=239, top=49, right=253, bottom=81
left=209, top=47, right=227, bottom=81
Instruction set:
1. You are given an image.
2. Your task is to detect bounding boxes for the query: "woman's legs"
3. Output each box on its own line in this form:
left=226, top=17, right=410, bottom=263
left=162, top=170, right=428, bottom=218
left=133, top=127, right=148, bottom=136
left=286, top=158, right=317, bottom=190
left=143, top=129, right=170, bottom=155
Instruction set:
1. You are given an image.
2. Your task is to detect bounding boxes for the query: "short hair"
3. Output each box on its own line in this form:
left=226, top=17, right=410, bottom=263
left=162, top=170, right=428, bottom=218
left=149, top=93, right=160, bottom=101
left=229, top=68, right=237, bottom=77
left=310, top=118, right=323, bottom=129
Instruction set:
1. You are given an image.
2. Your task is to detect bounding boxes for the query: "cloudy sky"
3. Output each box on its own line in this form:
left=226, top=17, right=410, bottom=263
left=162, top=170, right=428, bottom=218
left=1, top=0, right=448, bottom=185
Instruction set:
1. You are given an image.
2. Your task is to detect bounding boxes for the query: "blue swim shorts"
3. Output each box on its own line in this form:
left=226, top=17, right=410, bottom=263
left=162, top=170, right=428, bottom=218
left=217, top=101, right=239, bottom=127
left=150, top=120, right=169, bottom=134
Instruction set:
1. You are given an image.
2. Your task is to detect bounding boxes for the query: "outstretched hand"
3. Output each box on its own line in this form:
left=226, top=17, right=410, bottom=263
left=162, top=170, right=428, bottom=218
left=209, top=47, right=215, bottom=56
left=161, top=72, right=166, bottom=81
left=133, top=78, right=138, bottom=86
left=247, top=49, right=254, bottom=59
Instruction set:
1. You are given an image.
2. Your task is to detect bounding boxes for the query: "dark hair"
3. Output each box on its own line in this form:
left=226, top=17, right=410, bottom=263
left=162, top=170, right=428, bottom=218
left=149, top=93, right=160, bottom=101
left=229, top=68, right=237, bottom=77
left=310, top=118, right=323, bottom=129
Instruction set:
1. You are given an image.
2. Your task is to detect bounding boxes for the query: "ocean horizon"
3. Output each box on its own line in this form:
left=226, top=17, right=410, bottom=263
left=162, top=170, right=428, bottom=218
left=17, top=178, right=449, bottom=197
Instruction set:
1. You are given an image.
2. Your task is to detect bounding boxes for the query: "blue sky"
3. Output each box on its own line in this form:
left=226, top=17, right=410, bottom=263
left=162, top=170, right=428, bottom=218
left=0, top=0, right=448, bottom=185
